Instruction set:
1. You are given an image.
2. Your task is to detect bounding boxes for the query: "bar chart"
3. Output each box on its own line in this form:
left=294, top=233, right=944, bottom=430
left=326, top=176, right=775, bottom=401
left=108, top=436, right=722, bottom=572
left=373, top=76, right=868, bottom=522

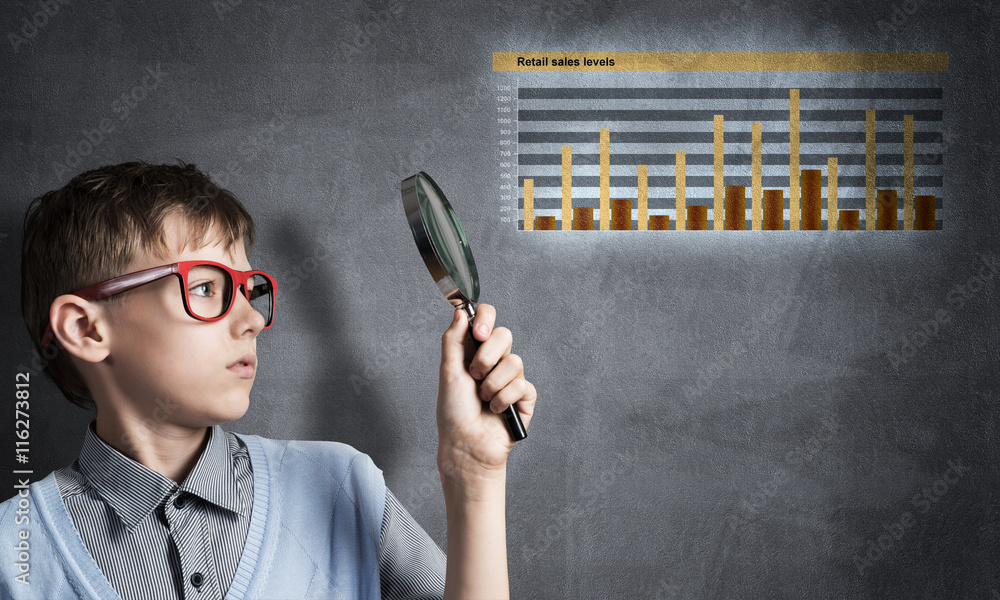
left=513, top=86, right=944, bottom=231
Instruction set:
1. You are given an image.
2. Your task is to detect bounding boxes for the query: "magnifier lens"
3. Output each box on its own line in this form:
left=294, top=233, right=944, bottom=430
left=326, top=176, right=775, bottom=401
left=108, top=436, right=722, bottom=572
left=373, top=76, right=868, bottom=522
left=402, top=171, right=526, bottom=442
left=414, top=175, right=479, bottom=303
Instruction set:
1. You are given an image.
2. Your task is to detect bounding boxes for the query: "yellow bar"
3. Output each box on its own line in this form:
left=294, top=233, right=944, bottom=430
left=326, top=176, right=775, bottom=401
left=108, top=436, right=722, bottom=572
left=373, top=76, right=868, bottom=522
left=827, top=158, right=838, bottom=230
left=600, top=128, right=610, bottom=230
left=714, top=115, right=724, bottom=231
left=562, top=146, right=572, bottom=231
left=675, top=151, right=686, bottom=231
left=751, top=122, right=762, bottom=231
left=638, top=165, right=648, bottom=231
left=903, top=115, right=914, bottom=230
left=866, top=109, right=877, bottom=230
left=789, top=89, right=800, bottom=231
left=523, top=179, right=534, bottom=231
left=492, top=52, right=949, bottom=72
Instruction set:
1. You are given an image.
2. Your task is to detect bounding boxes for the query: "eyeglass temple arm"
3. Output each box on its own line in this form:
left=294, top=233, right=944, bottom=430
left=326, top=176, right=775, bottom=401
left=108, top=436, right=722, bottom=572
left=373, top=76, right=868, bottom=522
left=40, top=264, right=179, bottom=347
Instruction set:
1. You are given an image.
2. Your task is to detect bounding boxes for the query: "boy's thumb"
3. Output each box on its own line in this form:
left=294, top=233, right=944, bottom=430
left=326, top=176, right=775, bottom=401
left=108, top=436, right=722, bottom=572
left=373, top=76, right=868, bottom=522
left=440, top=308, right=468, bottom=366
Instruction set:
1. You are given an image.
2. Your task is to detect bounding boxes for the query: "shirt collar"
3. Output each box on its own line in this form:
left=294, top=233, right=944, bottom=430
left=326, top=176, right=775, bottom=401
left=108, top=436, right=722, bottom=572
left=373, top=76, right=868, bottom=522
left=77, top=421, right=248, bottom=532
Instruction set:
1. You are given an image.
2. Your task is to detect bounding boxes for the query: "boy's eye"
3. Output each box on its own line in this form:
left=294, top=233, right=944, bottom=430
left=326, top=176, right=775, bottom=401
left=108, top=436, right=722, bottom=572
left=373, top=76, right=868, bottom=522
left=190, top=282, right=215, bottom=298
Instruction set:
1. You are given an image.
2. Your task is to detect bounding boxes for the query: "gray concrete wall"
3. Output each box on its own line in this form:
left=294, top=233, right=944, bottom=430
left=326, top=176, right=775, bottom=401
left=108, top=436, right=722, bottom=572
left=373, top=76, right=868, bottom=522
left=1, top=1, right=997, bottom=597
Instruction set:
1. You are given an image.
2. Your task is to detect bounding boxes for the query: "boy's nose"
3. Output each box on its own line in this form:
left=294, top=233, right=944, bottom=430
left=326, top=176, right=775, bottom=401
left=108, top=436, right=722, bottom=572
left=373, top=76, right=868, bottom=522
left=232, top=284, right=266, bottom=333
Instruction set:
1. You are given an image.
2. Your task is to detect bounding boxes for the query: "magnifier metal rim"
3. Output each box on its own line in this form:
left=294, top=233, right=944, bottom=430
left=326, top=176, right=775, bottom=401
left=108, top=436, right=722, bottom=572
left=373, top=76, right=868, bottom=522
left=401, top=172, right=480, bottom=306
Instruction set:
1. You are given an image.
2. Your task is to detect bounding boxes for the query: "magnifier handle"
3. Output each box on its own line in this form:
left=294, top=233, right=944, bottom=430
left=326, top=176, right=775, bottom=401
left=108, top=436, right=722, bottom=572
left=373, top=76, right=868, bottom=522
left=461, top=304, right=528, bottom=442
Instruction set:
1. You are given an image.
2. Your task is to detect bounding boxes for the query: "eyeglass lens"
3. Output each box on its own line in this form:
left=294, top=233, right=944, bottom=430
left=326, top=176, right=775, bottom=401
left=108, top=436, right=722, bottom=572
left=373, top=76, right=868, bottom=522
left=186, top=265, right=273, bottom=325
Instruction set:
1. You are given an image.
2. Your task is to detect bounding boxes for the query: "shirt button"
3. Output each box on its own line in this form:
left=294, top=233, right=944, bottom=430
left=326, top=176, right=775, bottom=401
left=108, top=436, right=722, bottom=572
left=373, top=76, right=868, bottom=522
left=174, top=495, right=186, bottom=509
left=190, top=572, right=204, bottom=587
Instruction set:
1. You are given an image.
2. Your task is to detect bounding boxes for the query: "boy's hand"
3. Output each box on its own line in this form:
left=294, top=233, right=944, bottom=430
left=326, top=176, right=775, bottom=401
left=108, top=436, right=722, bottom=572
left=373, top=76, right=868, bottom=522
left=437, top=303, right=535, bottom=487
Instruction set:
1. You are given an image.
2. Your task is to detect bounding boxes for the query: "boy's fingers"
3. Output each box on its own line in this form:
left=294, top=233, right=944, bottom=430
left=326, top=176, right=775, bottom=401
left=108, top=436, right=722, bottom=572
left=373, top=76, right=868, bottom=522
left=471, top=303, right=496, bottom=342
left=469, top=327, right=512, bottom=380
left=488, top=379, right=536, bottom=427
left=476, top=349, right=521, bottom=399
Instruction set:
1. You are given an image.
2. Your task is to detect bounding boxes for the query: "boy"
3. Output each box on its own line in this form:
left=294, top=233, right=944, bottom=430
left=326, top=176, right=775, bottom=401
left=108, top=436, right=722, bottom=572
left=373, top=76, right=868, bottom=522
left=0, top=162, right=536, bottom=599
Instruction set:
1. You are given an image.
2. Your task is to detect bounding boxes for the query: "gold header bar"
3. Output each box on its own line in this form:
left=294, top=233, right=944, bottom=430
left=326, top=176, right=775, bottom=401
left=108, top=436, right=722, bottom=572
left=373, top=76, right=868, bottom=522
left=492, top=52, right=948, bottom=72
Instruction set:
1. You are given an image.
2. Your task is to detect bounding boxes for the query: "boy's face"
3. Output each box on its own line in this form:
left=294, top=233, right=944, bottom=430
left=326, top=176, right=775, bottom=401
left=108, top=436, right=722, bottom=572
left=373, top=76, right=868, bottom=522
left=100, top=213, right=264, bottom=429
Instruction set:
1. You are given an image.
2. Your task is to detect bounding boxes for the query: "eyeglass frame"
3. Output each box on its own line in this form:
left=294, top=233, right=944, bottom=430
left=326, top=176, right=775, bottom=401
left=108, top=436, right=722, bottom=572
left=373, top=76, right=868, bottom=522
left=40, top=260, right=277, bottom=347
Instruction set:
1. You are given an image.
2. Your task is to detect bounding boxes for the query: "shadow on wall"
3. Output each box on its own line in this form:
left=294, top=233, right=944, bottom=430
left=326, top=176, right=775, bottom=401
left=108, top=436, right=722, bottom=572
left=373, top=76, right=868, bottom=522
left=269, top=218, right=402, bottom=468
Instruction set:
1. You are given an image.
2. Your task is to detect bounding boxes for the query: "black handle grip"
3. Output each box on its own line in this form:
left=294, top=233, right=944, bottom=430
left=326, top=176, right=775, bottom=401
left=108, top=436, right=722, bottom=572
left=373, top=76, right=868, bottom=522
left=468, top=329, right=527, bottom=442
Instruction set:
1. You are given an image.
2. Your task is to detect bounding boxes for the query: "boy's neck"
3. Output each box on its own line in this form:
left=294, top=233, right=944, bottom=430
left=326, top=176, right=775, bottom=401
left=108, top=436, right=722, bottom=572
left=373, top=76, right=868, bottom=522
left=94, top=416, right=211, bottom=485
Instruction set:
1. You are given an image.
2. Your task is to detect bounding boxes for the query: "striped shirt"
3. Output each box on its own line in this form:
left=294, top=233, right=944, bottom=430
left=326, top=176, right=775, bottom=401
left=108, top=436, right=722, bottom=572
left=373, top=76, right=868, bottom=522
left=53, top=421, right=446, bottom=600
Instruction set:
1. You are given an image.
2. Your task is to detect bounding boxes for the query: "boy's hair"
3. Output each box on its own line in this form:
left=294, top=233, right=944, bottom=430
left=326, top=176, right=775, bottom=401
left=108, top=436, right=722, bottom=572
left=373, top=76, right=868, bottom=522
left=21, top=161, right=257, bottom=410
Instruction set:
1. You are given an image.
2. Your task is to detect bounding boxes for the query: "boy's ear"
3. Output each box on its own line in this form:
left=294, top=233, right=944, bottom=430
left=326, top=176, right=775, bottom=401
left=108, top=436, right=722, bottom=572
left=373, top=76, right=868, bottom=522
left=49, top=295, right=111, bottom=363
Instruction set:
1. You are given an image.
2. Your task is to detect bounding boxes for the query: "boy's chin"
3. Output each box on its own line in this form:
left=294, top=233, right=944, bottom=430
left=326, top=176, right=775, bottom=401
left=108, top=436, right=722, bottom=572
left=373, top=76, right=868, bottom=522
left=202, top=394, right=251, bottom=425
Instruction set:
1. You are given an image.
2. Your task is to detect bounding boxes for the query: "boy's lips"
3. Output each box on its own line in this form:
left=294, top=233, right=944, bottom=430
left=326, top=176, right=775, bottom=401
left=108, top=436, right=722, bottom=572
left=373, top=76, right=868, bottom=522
left=227, top=354, right=257, bottom=378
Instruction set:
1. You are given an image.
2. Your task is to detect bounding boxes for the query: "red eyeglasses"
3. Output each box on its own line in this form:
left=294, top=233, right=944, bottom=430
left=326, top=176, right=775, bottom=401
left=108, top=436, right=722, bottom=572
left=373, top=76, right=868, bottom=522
left=41, top=261, right=277, bottom=347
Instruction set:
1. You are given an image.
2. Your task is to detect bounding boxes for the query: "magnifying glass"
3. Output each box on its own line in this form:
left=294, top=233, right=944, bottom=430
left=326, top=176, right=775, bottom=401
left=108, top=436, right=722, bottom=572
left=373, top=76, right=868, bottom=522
left=401, top=172, right=528, bottom=442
